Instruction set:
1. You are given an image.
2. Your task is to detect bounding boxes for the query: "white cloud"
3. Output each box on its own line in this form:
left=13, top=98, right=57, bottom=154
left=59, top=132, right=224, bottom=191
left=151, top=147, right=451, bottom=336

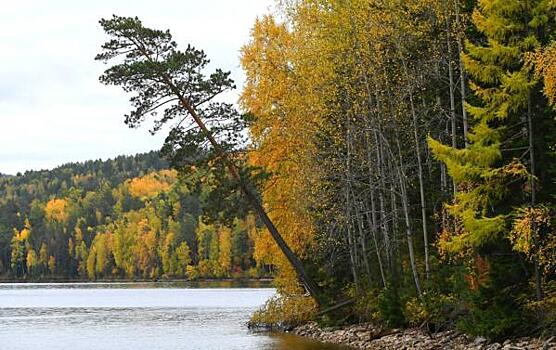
left=0, top=0, right=274, bottom=174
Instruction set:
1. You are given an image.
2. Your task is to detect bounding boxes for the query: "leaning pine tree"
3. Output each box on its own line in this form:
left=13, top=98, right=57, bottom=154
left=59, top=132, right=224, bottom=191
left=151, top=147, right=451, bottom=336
left=95, top=15, right=322, bottom=303
left=428, top=0, right=555, bottom=339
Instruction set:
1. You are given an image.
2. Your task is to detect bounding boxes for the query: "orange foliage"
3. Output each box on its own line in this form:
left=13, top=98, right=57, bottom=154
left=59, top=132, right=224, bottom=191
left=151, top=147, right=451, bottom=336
left=511, top=206, right=556, bottom=275
left=464, top=255, right=491, bottom=291
left=530, top=44, right=556, bottom=106
left=128, top=170, right=176, bottom=198
left=241, top=14, right=321, bottom=294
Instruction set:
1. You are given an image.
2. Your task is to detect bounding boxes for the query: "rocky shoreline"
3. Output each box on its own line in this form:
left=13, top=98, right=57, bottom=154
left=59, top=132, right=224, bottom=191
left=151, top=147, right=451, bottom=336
left=290, top=322, right=556, bottom=350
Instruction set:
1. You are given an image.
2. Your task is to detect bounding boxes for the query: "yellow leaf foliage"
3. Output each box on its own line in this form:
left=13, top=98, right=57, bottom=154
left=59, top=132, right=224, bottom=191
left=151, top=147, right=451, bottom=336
left=48, top=256, right=56, bottom=274
left=26, top=249, right=38, bottom=270
left=17, top=227, right=31, bottom=241
left=45, top=198, right=68, bottom=222
left=218, top=226, right=232, bottom=273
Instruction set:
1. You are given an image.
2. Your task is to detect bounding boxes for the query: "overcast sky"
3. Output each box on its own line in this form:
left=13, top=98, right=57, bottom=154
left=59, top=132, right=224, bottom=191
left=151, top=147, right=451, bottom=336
left=0, top=0, right=274, bottom=175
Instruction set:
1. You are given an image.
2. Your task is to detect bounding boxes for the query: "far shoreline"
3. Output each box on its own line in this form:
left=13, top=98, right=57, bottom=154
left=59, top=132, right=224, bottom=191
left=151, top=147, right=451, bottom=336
left=0, top=277, right=274, bottom=285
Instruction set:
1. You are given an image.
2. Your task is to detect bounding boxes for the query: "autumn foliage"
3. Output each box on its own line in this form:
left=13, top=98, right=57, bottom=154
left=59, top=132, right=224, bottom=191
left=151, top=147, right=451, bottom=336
left=242, top=0, right=556, bottom=338
left=0, top=153, right=266, bottom=281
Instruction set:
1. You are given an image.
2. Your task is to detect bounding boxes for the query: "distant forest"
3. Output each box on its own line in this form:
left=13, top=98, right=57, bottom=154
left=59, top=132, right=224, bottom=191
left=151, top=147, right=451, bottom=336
left=0, top=152, right=266, bottom=280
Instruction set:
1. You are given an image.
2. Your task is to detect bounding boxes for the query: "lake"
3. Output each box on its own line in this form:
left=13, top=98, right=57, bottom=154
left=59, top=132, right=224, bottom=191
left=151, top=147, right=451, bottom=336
left=0, top=282, right=346, bottom=350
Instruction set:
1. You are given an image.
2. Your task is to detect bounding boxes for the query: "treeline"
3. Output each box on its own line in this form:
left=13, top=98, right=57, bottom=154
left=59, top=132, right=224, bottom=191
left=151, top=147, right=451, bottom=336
left=0, top=152, right=267, bottom=280
left=244, top=0, right=556, bottom=339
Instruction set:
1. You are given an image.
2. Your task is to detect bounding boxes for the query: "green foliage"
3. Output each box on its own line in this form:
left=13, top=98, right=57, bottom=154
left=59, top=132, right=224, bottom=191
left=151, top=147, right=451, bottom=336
left=404, top=291, right=458, bottom=330
left=352, top=289, right=381, bottom=323
left=457, top=252, right=530, bottom=340
left=377, top=285, right=406, bottom=328
left=458, top=285, right=526, bottom=340
left=525, top=281, right=556, bottom=336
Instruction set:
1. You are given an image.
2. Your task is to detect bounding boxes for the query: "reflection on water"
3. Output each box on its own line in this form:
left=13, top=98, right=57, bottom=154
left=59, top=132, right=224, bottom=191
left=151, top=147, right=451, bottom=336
left=0, top=282, right=348, bottom=350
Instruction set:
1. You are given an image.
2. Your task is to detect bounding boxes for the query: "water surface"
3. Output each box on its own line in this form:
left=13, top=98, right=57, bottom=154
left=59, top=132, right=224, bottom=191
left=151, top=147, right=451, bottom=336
left=0, top=282, right=346, bottom=350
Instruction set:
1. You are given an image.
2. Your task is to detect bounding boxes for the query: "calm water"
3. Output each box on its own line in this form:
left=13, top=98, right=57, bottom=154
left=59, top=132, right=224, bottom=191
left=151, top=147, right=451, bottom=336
left=0, top=282, right=346, bottom=350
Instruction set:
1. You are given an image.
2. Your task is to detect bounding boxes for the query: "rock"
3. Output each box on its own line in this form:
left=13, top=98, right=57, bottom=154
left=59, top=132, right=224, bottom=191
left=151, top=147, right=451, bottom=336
left=289, top=322, right=550, bottom=350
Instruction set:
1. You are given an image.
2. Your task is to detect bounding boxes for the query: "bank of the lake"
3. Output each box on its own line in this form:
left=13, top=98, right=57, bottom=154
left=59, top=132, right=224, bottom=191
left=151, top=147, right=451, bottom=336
left=289, top=322, right=556, bottom=350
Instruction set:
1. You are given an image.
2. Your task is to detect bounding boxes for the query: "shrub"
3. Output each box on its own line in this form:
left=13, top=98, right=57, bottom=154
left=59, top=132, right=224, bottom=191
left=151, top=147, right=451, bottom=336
left=524, top=280, right=556, bottom=337
left=377, top=286, right=406, bottom=328
left=249, top=294, right=317, bottom=330
left=186, top=265, right=199, bottom=280
left=353, top=288, right=381, bottom=322
left=456, top=254, right=529, bottom=341
left=404, top=292, right=458, bottom=330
